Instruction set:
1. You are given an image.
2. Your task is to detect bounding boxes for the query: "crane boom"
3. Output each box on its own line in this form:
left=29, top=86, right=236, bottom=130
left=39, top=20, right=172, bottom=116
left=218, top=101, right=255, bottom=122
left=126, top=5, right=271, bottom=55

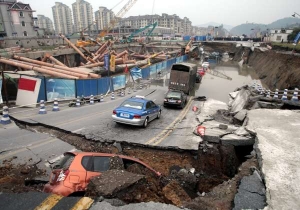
left=99, top=0, right=138, bottom=37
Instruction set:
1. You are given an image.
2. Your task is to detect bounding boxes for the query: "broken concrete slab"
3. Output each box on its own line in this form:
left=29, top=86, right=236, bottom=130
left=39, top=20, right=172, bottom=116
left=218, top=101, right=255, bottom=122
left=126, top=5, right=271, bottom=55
left=221, top=134, right=255, bottom=146
left=196, top=99, right=227, bottom=124
left=203, top=128, right=229, bottom=143
left=246, top=109, right=300, bottom=210
left=229, top=91, right=239, bottom=99
left=257, top=101, right=283, bottom=109
left=233, top=171, right=266, bottom=210
left=229, top=88, right=251, bottom=113
left=234, top=127, right=251, bottom=137
left=234, top=109, right=247, bottom=122
left=87, top=170, right=144, bottom=197
left=201, top=120, right=239, bottom=132
left=90, top=201, right=186, bottom=210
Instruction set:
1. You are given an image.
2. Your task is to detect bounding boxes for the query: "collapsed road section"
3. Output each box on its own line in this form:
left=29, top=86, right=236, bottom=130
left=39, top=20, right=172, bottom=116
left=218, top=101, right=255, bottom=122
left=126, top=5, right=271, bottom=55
left=1, top=85, right=274, bottom=210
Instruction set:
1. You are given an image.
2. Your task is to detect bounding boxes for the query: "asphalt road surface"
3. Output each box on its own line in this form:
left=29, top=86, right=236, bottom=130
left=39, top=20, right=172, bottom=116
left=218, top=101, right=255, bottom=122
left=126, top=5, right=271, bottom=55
left=0, top=64, right=258, bottom=209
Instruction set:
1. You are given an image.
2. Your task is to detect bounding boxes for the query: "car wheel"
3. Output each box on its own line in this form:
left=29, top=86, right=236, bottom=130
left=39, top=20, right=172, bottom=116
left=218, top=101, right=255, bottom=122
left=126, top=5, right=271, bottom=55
left=143, top=117, right=149, bottom=128
left=156, top=110, right=161, bottom=119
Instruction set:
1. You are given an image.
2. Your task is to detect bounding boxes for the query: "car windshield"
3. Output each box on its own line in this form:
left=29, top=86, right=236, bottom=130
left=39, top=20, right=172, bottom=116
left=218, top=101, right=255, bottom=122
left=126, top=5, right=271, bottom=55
left=121, top=100, right=144, bottom=110
left=53, top=153, right=75, bottom=170
left=166, top=92, right=181, bottom=99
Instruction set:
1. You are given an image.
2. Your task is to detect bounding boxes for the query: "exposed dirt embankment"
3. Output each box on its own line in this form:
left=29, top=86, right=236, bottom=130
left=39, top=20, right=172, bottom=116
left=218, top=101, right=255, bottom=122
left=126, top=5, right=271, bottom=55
left=248, top=50, right=300, bottom=89
left=203, top=42, right=300, bottom=90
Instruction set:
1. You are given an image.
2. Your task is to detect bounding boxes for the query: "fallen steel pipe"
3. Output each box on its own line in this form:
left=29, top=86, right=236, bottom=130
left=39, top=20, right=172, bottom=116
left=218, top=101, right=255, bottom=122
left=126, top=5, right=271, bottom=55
left=59, top=34, right=94, bottom=63
left=116, top=50, right=128, bottom=59
left=9, top=59, right=89, bottom=79
left=79, top=58, right=123, bottom=68
left=95, top=41, right=109, bottom=55
left=0, top=58, right=78, bottom=79
left=45, top=53, right=66, bottom=67
left=13, top=55, right=99, bottom=78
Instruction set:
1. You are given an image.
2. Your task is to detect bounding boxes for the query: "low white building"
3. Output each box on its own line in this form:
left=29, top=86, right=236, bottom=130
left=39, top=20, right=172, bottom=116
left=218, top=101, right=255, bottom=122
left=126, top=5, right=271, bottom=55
left=269, top=29, right=293, bottom=43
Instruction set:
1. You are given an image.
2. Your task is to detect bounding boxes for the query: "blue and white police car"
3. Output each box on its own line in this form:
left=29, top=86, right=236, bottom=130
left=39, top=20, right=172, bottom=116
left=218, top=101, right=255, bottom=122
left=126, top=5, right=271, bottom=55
left=112, top=95, right=161, bottom=128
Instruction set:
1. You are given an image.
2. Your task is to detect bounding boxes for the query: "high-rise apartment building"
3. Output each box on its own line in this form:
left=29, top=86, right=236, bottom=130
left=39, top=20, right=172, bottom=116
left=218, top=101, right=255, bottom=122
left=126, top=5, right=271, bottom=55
left=72, top=0, right=94, bottom=33
left=52, top=2, right=73, bottom=35
left=37, top=15, right=54, bottom=34
left=0, top=0, right=38, bottom=37
left=94, top=6, right=114, bottom=31
left=119, top=13, right=192, bottom=35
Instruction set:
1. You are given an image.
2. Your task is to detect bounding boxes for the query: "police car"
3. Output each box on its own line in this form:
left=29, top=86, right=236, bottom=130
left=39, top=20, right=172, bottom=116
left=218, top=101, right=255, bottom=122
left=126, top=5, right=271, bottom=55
left=112, top=95, right=161, bottom=128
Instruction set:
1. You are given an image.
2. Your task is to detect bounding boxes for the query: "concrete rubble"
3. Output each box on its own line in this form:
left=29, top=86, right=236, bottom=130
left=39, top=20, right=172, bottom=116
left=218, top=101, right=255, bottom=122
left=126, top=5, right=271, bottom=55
left=199, top=84, right=300, bottom=209
left=233, top=170, right=266, bottom=210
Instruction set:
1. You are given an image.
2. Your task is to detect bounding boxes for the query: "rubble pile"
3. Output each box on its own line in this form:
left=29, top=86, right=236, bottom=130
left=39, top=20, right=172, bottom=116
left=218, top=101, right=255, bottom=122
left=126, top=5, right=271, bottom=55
left=0, top=157, right=46, bottom=193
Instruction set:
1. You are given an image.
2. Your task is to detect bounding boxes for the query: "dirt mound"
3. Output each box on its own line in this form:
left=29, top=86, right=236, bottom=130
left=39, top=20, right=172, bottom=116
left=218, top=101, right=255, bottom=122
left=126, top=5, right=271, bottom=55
left=0, top=158, right=46, bottom=193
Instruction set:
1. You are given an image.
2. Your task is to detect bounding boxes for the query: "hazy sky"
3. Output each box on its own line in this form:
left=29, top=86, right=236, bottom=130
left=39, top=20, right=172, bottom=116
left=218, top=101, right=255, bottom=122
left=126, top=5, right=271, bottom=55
left=27, top=0, right=300, bottom=26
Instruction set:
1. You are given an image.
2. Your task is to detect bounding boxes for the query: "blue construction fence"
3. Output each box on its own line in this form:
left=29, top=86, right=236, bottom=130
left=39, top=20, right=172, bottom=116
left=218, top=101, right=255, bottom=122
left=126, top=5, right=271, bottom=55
left=34, top=55, right=188, bottom=102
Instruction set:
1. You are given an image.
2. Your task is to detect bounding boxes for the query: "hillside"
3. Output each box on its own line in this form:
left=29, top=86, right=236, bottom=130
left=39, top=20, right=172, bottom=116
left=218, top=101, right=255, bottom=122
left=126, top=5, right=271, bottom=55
left=230, top=17, right=300, bottom=36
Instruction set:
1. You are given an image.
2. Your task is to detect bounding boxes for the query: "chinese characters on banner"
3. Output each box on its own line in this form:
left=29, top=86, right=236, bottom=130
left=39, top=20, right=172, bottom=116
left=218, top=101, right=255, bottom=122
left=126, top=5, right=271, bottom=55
left=110, top=54, right=116, bottom=72
left=104, top=54, right=110, bottom=71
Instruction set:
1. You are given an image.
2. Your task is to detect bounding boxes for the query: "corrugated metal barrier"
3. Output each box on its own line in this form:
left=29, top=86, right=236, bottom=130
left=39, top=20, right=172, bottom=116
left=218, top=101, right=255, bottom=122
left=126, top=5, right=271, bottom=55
left=25, top=55, right=189, bottom=102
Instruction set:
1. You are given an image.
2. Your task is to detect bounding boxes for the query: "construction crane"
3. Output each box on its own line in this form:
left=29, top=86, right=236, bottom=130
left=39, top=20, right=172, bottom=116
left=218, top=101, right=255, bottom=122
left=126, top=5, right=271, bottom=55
left=99, top=0, right=138, bottom=38
left=126, top=22, right=157, bottom=43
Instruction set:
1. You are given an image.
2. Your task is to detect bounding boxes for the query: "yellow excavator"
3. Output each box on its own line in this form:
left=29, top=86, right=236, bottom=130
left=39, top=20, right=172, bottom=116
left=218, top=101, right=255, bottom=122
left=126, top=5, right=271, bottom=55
left=74, top=22, right=97, bottom=47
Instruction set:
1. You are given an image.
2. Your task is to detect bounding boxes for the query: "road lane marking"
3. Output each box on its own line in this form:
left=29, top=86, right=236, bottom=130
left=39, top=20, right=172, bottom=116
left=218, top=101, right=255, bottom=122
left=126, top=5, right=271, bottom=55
left=34, top=194, right=63, bottom=210
left=71, top=197, right=94, bottom=210
left=152, top=98, right=193, bottom=146
left=0, top=137, right=57, bottom=161
left=145, top=97, right=193, bottom=145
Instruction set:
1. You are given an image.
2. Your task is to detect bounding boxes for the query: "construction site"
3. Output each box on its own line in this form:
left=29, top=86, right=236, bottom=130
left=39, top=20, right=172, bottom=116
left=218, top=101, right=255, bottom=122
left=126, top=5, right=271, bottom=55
left=1, top=0, right=300, bottom=210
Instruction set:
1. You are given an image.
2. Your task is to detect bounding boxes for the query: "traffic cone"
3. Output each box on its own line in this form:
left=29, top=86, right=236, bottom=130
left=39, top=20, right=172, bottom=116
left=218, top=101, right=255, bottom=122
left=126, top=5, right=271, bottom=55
left=133, top=85, right=137, bottom=92
left=128, top=87, right=131, bottom=94
left=76, top=97, right=81, bottom=107
left=121, top=89, right=125, bottom=97
left=197, top=126, right=206, bottom=137
left=52, top=98, right=60, bottom=111
left=100, top=94, right=104, bottom=102
left=90, top=95, right=94, bottom=105
left=192, top=106, right=198, bottom=112
left=139, top=83, right=143, bottom=89
left=291, top=88, right=299, bottom=101
left=0, top=106, right=11, bottom=125
left=111, top=92, right=115, bottom=100
left=39, top=100, right=47, bottom=114
left=281, top=89, right=288, bottom=100
left=273, top=89, right=279, bottom=99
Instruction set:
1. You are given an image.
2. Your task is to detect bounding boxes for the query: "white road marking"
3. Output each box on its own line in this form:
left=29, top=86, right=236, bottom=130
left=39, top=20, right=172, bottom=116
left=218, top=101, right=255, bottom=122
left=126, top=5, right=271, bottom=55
left=72, top=128, right=85, bottom=133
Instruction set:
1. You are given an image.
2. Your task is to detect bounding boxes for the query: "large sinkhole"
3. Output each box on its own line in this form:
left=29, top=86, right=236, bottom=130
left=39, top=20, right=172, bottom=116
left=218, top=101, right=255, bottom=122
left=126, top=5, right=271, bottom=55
left=2, top=122, right=257, bottom=208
